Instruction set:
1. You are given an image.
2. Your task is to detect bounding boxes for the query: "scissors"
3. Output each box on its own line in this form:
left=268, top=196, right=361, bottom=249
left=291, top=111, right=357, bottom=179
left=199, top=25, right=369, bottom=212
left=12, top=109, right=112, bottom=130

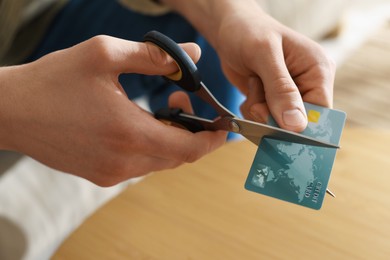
left=143, top=31, right=337, bottom=197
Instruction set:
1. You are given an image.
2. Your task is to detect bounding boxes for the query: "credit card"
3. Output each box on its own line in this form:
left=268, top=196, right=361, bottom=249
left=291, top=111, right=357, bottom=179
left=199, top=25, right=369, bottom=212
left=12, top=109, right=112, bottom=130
left=245, top=103, right=346, bottom=210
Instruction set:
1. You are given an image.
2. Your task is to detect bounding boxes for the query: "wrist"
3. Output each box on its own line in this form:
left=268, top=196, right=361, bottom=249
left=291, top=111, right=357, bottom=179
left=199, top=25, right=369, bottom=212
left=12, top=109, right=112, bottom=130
left=0, top=65, right=25, bottom=151
left=160, top=0, right=263, bottom=47
left=0, top=67, right=11, bottom=150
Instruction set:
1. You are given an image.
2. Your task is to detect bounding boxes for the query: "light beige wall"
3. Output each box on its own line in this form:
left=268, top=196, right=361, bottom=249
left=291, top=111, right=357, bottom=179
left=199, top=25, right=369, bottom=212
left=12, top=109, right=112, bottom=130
left=257, top=0, right=347, bottom=40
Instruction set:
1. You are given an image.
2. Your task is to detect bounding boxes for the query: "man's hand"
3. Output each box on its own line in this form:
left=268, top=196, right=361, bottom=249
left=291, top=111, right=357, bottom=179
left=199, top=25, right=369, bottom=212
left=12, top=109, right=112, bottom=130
left=0, top=35, right=227, bottom=186
left=160, top=0, right=336, bottom=132
left=215, top=9, right=335, bottom=132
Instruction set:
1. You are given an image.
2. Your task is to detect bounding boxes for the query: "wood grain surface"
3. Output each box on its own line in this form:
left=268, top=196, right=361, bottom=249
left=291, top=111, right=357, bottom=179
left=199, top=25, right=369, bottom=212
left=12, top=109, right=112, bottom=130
left=334, top=22, right=390, bottom=128
left=53, top=128, right=390, bottom=260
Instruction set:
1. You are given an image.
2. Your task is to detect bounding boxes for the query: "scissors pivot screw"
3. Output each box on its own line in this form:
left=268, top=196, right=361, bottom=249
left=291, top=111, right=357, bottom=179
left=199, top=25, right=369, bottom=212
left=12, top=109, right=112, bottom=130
left=229, top=120, right=241, bottom=133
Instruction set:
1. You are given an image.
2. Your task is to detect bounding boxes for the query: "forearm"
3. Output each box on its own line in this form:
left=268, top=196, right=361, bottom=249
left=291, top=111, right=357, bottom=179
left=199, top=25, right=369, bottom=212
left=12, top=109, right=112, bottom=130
left=0, top=66, right=20, bottom=150
left=160, top=0, right=265, bottom=48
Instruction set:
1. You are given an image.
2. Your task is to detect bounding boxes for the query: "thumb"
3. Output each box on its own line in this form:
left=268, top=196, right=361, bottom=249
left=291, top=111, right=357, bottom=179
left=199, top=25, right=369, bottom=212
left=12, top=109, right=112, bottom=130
left=106, top=37, right=201, bottom=75
left=253, top=46, right=307, bottom=132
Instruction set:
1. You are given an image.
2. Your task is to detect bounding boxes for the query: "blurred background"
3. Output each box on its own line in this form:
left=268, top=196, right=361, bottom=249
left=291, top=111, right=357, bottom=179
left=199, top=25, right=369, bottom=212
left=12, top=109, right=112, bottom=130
left=1, top=0, right=390, bottom=259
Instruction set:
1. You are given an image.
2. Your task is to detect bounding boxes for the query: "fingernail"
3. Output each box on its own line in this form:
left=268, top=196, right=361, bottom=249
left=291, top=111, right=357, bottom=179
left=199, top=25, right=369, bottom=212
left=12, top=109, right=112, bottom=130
left=283, top=109, right=307, bottom=127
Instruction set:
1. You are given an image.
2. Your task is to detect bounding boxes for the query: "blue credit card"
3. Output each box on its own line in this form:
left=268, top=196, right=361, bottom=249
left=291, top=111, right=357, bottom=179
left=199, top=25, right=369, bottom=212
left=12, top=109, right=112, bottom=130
left=245, top=103, right=346, bottom=210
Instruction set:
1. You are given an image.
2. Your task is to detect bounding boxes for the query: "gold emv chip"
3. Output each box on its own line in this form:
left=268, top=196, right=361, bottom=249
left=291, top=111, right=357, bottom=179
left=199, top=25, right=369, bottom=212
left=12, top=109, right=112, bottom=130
left=308, top=110, right=321, bottom=123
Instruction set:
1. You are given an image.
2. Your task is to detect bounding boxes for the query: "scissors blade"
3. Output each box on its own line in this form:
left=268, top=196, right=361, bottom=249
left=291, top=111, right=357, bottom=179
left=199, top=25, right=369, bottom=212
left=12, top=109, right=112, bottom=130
left=231, top=118, right=339, bottom=148
left=176, top=113, right=338, bottom=148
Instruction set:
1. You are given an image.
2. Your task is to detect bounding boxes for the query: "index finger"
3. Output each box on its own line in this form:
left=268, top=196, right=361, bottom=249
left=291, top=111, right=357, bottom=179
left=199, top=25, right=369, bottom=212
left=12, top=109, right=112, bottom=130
left=142, top=117, right=227, bottom=163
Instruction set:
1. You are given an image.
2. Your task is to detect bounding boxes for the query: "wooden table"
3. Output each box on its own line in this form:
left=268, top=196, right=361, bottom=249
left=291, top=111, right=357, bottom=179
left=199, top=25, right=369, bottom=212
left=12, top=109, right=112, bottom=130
left=53, top=128, right=390, bottom=259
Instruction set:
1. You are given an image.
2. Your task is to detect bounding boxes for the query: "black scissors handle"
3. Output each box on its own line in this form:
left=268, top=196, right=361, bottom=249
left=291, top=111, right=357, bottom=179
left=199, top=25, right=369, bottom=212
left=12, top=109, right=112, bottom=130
left=154, top=108, right=206, bottom=133
left=144, top=31, right=237, bottom=133
left=144, top=31, right=202, bottom=92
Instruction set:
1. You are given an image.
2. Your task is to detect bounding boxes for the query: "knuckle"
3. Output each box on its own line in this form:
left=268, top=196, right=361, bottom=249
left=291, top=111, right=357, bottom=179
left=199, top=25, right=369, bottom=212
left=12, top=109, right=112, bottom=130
left=309, top=45, right=337, bottom=76
left=248, top=29, right=279, bottom=48
left=243, top=33, right=279, bottom=63
left=93, top=155, right=147, bottom=187
left=258, top=34, right=279, bottom=50
left=182, top=139, right=215, bottom=163
left=316, top=56, right=337, bottom=75
left=181, top=151, right=198, bottom=163
left=325, top=58, right=337, bottom=75
left=180, top=147, right=203, bottom=163
left=85, top=35, right=116, bottom=64
left=270, top=77, right=297, bottom=95
left=89, top=35, right=112, bottom=48
left=92, top=158, right=128, bottom=187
